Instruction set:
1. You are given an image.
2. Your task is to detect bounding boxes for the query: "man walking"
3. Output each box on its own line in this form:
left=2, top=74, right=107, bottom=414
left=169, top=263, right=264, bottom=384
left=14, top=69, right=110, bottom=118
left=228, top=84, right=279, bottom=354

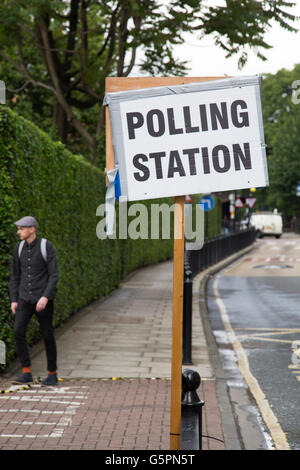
left=9, top=216, right=59, bottom=386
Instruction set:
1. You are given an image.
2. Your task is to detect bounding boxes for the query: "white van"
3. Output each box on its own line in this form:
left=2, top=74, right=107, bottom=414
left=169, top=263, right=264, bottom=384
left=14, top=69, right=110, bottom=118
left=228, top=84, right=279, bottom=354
left=250, top=211, right=283, bottom=238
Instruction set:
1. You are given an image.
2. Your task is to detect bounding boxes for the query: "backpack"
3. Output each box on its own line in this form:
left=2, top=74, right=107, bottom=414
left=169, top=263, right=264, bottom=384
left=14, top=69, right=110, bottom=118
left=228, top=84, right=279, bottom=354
left=18, top=238, right=47, bottom=262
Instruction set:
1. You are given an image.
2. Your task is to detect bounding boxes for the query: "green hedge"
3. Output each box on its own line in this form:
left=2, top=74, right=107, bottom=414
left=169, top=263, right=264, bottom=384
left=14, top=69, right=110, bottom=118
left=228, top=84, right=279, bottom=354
left=0, top=106, right=220, bottom=370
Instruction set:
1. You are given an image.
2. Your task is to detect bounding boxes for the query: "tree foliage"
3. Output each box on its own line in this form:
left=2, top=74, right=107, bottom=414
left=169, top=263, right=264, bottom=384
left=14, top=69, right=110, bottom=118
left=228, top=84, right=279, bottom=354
left=268, top=107, right=300, bottom=217
left=0, top=0, right=297, bottom=165
left=260, top=64, right=300, bottom=218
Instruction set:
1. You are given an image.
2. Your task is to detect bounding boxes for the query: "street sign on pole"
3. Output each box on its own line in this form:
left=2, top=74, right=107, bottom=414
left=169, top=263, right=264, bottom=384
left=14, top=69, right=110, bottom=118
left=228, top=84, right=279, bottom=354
left=235, top=197, right=244, bottom=208
left=105, top=74, right=269, bottom=451
left=199, top=195, right=214, bottom=211
left=246, top=197, right=256, bottom=208
left=105, top=75, right=227, bottom=451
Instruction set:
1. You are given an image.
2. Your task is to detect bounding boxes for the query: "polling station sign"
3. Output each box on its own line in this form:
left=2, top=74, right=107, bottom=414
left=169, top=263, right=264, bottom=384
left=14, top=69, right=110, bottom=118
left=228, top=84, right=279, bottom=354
left=104, top=76, right=268, bottom=202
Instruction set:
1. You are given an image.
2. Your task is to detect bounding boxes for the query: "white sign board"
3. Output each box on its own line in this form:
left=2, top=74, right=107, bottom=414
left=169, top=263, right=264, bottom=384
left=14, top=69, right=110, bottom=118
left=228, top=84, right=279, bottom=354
left=104, top=76, right=268, bottom=202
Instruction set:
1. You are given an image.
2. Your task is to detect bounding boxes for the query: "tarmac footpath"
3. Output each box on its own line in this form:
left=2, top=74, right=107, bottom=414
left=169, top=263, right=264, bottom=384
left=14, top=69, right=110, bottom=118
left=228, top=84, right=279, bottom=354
left=0, top=253, right=252, bottom=451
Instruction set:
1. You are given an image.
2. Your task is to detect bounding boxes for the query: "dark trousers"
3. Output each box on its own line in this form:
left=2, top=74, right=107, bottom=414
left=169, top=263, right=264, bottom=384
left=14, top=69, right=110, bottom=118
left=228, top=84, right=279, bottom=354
left=14, top=299, right=57, bottom=372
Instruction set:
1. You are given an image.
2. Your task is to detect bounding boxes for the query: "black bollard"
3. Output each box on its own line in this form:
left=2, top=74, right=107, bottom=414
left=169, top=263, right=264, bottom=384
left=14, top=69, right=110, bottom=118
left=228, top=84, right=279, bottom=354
left=181, top=369, right=205, bottom=450
left=182, top=268, right=193, bottom=365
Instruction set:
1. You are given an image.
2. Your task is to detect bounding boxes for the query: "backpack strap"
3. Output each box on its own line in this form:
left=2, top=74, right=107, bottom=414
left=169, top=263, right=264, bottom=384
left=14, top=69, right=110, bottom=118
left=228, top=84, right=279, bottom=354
left=18, top=238, right=47, bottom=262
left=18, top=240, right=25, bottom=258
left=40, top=238, right=47, bottom=262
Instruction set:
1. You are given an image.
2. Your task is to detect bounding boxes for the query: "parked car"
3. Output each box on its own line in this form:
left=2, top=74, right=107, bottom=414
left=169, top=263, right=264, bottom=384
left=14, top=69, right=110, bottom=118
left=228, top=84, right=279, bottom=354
left=250, top=211, right=283, bottom=238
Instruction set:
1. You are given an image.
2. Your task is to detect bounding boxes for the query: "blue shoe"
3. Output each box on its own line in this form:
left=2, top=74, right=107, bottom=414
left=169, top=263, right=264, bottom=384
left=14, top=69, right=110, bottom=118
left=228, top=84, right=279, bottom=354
left=13, top=372, right=33, bottom=384
left=42, top=374, right=58, bottom=386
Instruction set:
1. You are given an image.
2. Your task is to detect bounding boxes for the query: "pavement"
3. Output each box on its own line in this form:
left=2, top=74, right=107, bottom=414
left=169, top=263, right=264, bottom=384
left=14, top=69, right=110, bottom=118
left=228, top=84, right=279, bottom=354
left=0, top=247, right=255, bottom=451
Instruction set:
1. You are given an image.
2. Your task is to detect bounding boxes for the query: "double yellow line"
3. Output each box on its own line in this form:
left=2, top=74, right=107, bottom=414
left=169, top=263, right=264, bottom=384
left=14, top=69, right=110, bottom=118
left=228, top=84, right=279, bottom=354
left=213, top=273, right=290, bottom=451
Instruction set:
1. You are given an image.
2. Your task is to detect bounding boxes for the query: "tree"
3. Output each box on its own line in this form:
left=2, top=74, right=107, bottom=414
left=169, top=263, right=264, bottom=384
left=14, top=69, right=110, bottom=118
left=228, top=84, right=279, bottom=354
left=259, top=64, right=300, bottom=218
left=0, top=0, right=298, bottom=166
left=267, top=105, right=300, bottom=217
left=262, top=64, right=300, bottom=149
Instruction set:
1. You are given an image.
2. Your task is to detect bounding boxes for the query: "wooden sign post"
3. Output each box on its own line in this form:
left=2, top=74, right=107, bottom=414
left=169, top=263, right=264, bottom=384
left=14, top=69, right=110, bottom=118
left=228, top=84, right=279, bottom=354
left=105, top=76, right=218, bottom=450
left=170, top=194, right=185, bottom=449
left=105, top=74, right=268, bottom=449
left=105, top=76, right=223, bottom=450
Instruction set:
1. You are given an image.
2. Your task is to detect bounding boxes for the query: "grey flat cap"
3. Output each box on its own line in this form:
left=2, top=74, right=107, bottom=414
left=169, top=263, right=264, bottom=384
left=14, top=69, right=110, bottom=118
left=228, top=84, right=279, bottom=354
left=14, top=216, right=38, bottom=227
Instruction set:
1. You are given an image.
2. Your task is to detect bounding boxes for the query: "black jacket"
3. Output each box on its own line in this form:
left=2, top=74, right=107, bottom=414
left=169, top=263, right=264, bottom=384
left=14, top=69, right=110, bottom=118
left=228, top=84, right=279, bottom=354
left=9, top=237, right=59, bottom=303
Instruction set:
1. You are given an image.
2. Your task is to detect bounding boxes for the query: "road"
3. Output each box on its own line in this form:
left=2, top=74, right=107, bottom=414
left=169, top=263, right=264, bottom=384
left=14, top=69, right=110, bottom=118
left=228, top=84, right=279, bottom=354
left=206, top=233, right=300, bottom=450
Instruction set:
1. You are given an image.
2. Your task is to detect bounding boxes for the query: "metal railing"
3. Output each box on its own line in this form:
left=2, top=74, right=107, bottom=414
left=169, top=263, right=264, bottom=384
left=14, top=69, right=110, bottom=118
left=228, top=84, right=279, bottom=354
left=181, top=228, right=256, bottom=450
left=187, top=227, right=256, bottom=277
left=182, top=227, right=256, bottom=369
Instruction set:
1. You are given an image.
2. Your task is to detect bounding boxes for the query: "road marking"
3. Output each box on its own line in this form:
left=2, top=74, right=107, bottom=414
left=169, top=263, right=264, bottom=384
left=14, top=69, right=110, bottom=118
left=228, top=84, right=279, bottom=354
left=1, top=421, right=56, bottom=426
left=0, top=433, right=62, bottom=439
left=0, top=396, right=83, bottom=405
left=236, top=327, right=300, bottom=331
left=235, top=328, right=300, bottom=344
left=243, top=256, right=300, bottom=263
left=0, top=404, right=79, bottom=439
left=213, top=275, right=290, bottom=451
left=242, top=337, right=291, bottom=344
left=0, top=384, right=87, bottom=441
left=0, top=408, right=75, bottom=414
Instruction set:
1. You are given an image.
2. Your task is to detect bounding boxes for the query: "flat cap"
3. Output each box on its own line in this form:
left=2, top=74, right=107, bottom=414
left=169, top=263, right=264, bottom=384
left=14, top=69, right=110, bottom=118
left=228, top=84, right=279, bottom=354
left=14, top=216, right=38, bottom=227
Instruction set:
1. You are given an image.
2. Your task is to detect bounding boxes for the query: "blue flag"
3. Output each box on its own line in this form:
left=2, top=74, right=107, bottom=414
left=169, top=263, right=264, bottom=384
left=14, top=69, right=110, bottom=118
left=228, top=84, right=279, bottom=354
left=114, top=169, right=121, bottom=200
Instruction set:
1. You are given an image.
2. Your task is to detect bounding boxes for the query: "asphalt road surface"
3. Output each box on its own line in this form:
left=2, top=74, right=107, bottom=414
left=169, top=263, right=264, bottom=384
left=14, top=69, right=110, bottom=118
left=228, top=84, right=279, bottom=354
left=207, top=233, right=300, bottom=450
